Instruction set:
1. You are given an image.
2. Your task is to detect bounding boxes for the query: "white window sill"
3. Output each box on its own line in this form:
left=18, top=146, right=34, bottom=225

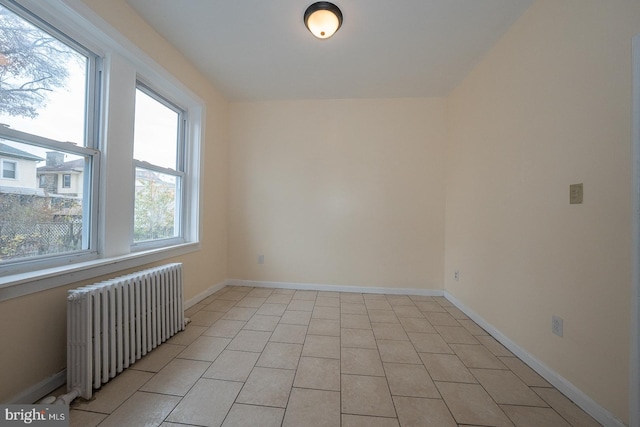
left=0, top=242, right=200, bottom=302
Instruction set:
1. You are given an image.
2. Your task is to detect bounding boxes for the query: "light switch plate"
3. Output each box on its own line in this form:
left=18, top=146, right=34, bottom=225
left=569, top=183, right=583, bottom=204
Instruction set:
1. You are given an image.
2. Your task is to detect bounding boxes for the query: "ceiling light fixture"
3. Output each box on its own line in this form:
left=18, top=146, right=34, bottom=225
left=304, top=2, right=342, bottom=40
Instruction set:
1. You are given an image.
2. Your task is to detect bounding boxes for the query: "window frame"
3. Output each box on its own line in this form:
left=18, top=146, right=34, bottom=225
left=62, top=173, right=71, bottom=188
left=0, top=0, right=101, bottom=274
left=1, top=160, right=17, bottom=179
left=131, top=82, right=187, bottom=249
left=0, top=0, right=204, bottom=301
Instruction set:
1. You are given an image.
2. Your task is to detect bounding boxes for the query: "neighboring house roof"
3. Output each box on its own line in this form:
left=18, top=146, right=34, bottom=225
left=0, top=142, right=45, bottom=162
left=37, top=158, right=85, bottom=173
left=135, top=168, right=174, bottom=185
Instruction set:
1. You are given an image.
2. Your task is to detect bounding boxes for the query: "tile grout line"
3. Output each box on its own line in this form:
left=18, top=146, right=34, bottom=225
left=371, top=302, right=401, bottom=423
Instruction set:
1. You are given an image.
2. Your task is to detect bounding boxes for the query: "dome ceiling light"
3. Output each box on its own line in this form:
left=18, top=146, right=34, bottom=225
left=304, top=2, right=343, bottom=40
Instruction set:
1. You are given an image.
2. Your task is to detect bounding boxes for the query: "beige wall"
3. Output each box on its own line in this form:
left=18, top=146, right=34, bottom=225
left=229, top=98, right=446, bottom=289
left=0, top=0, right=229, bottom=402
left=445, top=0, right=640, bottom=423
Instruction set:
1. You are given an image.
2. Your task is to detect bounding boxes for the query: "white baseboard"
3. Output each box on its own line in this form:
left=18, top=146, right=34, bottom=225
left=8, top=370, right=66, bottom=404
left=184, top=280, right=228, bottom=309
left=226, top=279, right=444, bottom=297
left=444, top=291, right=626, bottom=427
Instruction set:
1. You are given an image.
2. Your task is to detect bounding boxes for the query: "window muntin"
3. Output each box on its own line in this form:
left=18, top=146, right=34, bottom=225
left=133, top=85, right=184, bottom=245
left=1, top=159, right=16, bottom=179
left=0, top=2, right=98, bottom=269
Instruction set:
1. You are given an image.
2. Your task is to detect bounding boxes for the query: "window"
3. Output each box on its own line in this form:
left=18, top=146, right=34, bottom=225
left=0, top=2, right=98, bottom=267
left=1, top=160, right=16, bottom=179
left=0, top=0, right=202, bottom=289
left=133, top=86, right=184, bottom=245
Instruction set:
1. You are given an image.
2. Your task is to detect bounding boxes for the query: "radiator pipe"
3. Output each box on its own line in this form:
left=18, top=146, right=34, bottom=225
left=40, top=388, right=80, bottom=406
left=39, top=396, right=56, bottom=405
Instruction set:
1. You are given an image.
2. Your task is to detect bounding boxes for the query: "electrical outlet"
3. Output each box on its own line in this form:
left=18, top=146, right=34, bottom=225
left=569, top=183, right=583, bottom=204
left=552, top=315, right=563, bottom=337
left=454, top=270, right=460, bottom=282
left=257, top=254, right=264, bottom=264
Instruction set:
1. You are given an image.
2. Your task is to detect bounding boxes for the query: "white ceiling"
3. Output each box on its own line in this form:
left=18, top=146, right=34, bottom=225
left=126, top=0, right=533, bottom=101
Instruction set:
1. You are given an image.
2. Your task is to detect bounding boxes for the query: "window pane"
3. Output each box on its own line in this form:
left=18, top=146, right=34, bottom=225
left=0, top=5, right=89, bottom=145
left=134, top=167, right=179, bottom=242
left=0, top=139, right=89, bottom=261
left=2, top=160, right=16, bottom=178
left=134, top=89, right=179, bottom=169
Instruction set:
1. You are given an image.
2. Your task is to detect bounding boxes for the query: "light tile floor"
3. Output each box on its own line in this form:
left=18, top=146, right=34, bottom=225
left=69, top=286, right=602, bottom=426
